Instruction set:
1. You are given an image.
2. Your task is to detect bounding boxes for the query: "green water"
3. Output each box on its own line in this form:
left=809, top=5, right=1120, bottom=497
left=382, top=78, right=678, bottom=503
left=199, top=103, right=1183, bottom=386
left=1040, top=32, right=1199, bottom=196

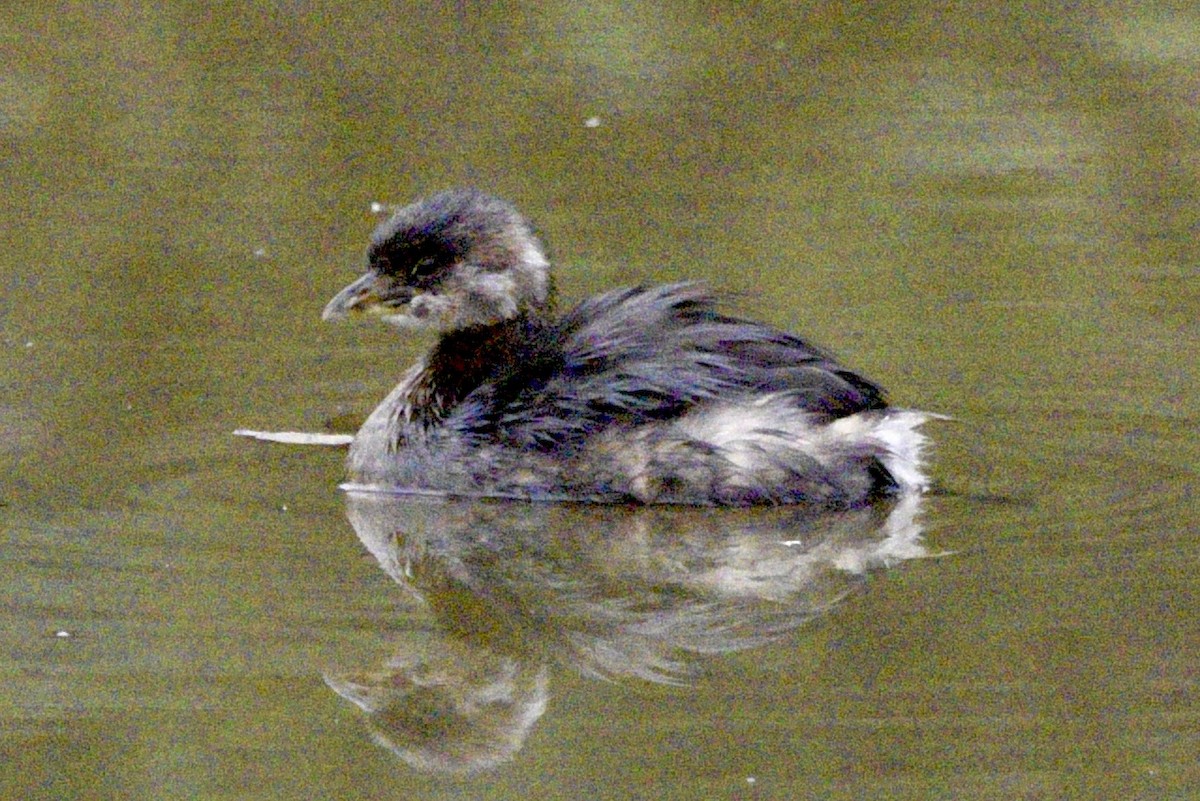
left=2, top=2, right=1196, bottom=798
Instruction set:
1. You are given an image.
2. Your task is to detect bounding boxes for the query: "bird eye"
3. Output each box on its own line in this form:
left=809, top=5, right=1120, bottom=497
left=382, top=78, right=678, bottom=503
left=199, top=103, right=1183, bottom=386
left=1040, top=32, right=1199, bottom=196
left=411, top=256, right=439, bottom=277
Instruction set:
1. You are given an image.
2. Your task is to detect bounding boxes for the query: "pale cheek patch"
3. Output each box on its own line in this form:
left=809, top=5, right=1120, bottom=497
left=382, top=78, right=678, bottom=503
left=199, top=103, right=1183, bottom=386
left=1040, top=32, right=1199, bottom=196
left=516, top=241, right=550, bottom=303
left=459, top=272, right=520, bottom=325
left=384, top=293, right=458, bottom=331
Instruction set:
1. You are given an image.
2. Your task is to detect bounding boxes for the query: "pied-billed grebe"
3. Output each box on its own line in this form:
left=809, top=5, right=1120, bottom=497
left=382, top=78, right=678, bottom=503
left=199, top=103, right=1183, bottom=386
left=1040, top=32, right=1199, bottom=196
left=323, top=188, right=935, bottom=505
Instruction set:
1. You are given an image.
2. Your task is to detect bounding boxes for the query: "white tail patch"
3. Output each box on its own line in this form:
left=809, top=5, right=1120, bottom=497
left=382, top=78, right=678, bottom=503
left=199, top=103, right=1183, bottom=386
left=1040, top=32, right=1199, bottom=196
left=673, top=397, right=810, bottom=474
left=675, top=397, right=939, bottom=492
left=827, top=409, right=941, bottom=491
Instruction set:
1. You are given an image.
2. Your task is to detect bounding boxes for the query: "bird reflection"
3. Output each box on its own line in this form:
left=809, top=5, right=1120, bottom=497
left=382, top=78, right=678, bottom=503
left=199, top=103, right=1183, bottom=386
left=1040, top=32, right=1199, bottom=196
left=323, top=491, right=931, bottom=774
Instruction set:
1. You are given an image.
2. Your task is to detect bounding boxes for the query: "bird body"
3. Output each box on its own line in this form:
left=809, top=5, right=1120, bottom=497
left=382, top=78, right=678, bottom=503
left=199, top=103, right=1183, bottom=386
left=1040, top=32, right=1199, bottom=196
left=324, top=189, right=935, bottom=505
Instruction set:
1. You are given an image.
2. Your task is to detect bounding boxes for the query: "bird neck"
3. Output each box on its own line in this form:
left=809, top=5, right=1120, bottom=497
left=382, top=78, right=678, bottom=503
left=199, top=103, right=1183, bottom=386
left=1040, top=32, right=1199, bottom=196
left=405, top=313, right=546, bottom=427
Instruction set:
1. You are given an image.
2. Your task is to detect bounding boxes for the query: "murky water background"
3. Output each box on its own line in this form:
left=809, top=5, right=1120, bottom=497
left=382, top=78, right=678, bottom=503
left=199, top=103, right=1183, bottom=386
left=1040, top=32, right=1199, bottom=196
left=2, top=2, right=1197, bottom=798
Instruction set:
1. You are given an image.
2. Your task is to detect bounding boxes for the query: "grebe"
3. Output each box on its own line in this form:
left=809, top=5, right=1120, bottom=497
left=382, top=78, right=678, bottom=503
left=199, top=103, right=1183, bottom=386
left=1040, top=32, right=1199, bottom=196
left=322, top=188, right=934, bottom=505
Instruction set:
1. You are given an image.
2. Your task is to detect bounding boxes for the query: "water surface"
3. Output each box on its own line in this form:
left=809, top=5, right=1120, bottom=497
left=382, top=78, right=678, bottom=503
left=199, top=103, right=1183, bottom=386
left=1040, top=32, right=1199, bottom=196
left=1, top=2, right=1197, bottom=799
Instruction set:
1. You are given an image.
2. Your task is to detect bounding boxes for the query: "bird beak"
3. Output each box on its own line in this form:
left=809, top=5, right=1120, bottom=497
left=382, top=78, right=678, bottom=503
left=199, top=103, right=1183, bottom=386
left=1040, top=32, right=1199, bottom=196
left=322, top=271, right=394, bottom=321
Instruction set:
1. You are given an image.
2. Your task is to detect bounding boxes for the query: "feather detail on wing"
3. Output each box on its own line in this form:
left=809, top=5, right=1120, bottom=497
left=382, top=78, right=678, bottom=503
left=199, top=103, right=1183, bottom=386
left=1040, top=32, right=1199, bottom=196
left=469, top=283, right=888, bottom=452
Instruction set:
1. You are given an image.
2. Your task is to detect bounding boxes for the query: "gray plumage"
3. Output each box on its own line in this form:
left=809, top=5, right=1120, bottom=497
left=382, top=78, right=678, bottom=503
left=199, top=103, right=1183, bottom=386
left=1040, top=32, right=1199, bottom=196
left=323, top=189, right=935, bottom=505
